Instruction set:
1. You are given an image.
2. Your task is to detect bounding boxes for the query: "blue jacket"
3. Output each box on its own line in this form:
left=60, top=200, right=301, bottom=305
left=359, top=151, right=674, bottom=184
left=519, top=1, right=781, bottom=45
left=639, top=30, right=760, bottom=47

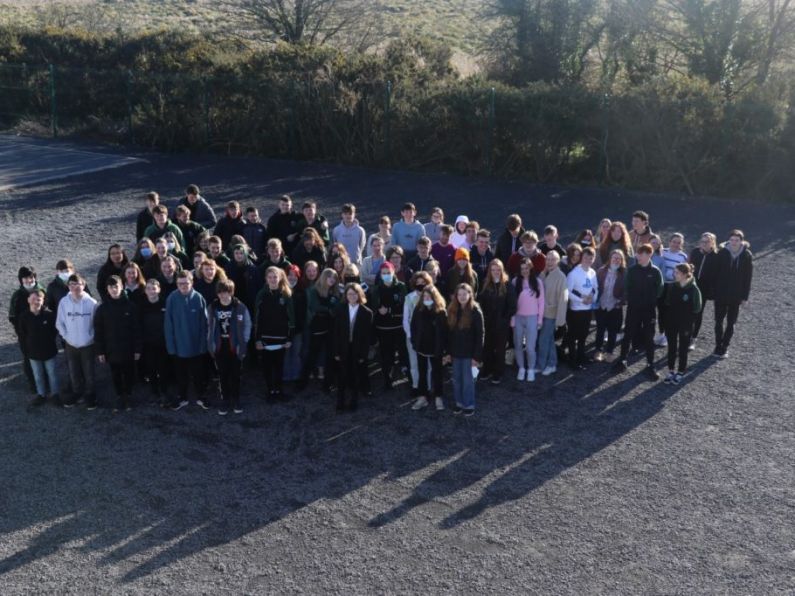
left=165, top=289, right=208, bottom=357
left=207, top=298, right=252, bottom=359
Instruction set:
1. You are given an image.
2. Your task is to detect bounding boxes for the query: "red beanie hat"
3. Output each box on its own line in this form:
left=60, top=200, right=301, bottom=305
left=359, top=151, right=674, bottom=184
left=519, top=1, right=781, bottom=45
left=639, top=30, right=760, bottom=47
left=454, top=247, right=470, bottom=262
left=379, top=261, right=395, bottom=273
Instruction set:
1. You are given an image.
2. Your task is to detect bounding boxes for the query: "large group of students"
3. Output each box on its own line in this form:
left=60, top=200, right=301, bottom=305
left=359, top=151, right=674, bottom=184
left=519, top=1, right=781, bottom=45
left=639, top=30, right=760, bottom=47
left=9, top=185, right=754, bottom=416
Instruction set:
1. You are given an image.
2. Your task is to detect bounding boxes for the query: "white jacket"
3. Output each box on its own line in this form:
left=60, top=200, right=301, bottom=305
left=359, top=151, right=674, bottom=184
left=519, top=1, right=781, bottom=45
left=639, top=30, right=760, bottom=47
left=566, top=266, right=598, bottom=311
left=56, top=293, right=98, bottom=348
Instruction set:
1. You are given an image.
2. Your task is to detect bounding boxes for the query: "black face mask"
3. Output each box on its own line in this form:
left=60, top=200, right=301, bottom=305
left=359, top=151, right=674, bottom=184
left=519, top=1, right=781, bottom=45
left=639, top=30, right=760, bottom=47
left=344, top=276, right=359, bottom=284
left=415, top=285, right=425, bottom=292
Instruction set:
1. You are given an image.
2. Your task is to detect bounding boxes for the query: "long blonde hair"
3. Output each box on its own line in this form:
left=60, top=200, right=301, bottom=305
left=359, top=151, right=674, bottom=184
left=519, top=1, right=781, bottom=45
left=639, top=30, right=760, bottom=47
left=265, top=266, right=292, bottom=298
left=481, top=259, right=508, bottom=296
left=315, top=268, right=338, bottom=298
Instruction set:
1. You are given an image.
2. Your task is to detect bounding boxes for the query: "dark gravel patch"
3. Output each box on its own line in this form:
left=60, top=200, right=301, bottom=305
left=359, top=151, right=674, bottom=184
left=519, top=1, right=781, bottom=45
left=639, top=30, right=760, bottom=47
left=0, top=139, right=793, bottom=594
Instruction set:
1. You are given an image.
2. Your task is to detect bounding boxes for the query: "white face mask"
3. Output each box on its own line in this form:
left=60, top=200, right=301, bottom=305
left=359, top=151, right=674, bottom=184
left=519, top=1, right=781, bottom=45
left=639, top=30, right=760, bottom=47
left=58, top=271, right=71, bottom=282
left=609, top=263, right=619, bottom=271
left=167, top=242, right=176, bottom=251
left=23, top=282, right=36, bottom=290
left=422, top=299, right=434, bottom=307
left=288, top=279, right=298, bottom=288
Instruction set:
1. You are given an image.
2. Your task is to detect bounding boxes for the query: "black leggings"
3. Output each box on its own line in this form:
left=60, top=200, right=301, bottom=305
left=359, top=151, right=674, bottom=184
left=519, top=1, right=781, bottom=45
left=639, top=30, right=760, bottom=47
left=692, top=298, right=710, bottom=339
left=216, top=347, right=242, bottom=406
left=377, top=327, right=407, bottom=383
left=261, top=348, right=286, bottom=393
left=109, top=360, right=135, bottom=398
left=174, top=355, right=208, bottom=404
left=302, top=331, right=334, bottom=389
left=482, top=323, right=509, bottom=379
left=594, top=308, right=623, bottom=354
left=566, top=310, right=592, bottom=364
left=142, top=343, right=170, bottom=396
left=714, top=302, right=741, bottom=350
left=665, top=326, right=692, bottom=373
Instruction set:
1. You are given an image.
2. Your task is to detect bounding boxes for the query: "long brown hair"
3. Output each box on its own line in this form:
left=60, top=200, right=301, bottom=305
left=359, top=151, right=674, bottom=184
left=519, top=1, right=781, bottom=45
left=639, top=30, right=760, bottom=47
left=265, top=266, right=292, bottom=298
left=481, top=259, right=508, bottom=296
left=598, top=221, right=633, bottom=263
left=447, top=283, right=475, bottom=329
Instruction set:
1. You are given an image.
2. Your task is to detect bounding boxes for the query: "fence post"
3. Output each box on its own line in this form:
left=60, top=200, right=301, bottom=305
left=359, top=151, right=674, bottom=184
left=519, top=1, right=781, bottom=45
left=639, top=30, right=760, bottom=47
left=202, top=79, right=211, bottom=148
left=486, top=87, right=496, bottom=175
left=48, top=63, right=57, bottom=138
left=125, top=70, right=134, bottom=144
left=383, top=80, right=392, bottom=164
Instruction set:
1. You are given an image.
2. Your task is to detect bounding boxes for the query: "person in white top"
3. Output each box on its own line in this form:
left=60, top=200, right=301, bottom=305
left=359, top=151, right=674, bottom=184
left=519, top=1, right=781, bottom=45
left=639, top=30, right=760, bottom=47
left=565, top=247, right=598, bottom=370
left=403, top=271, right=433, bottom=398
left=450, top=215, right=469, bottom=249
left=56, top=274, right=98, bottom=409
left=656, top=232, right=689, bottom=346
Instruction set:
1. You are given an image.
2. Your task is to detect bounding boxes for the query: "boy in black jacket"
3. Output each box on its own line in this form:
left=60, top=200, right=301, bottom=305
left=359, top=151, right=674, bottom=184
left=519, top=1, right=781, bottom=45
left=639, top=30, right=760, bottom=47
left=140, top=279, right=170, bottom=406
left=713, top=229, right=753, bottom=358
left=94, top=276, right=142, bottom=411
left=18, top=289, right=60, bottom=407
left=613, top=244, right=664, bottom=380
left=9, top=265, right=46, bottom=393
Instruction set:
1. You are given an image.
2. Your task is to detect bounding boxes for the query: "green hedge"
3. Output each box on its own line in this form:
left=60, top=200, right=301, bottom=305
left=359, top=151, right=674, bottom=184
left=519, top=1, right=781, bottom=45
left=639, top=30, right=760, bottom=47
left=0, top=27, right=792, bottom=201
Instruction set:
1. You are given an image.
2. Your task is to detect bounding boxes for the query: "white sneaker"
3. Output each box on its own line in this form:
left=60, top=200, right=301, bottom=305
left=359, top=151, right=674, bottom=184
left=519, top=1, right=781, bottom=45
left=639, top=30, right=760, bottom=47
left=516, top=367, right=526, bottom=381
left=654, top=333, right=667, bottom=346
left=412, top=396, right=429, bottom=410
left=688, top=340, right=696, bottom=352
left=542, top=366, right=556, bottom=376
left=434, top=397, right=445, bottom=411
left=526, top=370, right=536, bottom=382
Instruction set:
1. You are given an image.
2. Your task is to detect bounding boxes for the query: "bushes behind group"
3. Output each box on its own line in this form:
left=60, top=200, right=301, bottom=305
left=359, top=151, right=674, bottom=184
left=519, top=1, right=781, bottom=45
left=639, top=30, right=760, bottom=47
left=0, top=26, right=793, bottom=201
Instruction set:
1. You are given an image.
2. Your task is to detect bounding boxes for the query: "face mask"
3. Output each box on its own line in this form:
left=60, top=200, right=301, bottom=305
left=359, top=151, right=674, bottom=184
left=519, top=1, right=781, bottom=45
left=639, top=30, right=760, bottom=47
left=422, top=299, right=434, bottom=307
left=288, top=280, right=298, bottom=288
left=167, top=242, right=176, bottom=251
left=415, top=285, right=425, bottom=293
left=140, top=247, right=152, bottom=258
left=23, top=282, right=36, bottom=290
left=344, top=276, right=358, bottom=284
left=58, top=271, right=71, bottom=282
left=381, top=273, right=393, bottom=284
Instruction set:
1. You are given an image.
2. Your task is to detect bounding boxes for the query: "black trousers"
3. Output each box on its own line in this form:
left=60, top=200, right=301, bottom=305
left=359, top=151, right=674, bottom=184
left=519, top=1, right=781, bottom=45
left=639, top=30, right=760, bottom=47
left=174, top=355, right=208, bottom=404
left=665, top=325, right=692, bottom=373
left=109, top=359, right=135, bottom=399
left=417, top=353, right=443, bottom=398
left=337, top=345, right=367, bottom=409
left=482, top=323, right=509, bottom=379
left=261, top=347, right=286, bottom=393
left=216, top=347, right=242, bottom=407
left=566, top=310, right=592, bottom=364
left=657, top=285, right=671, bottom=334
left=301, top=332, right=334, bottom=390
left=692, top=298, right=710, bottom=339
left=620, top=307, right=656, bottom=365
left=142, top=343, right=170, bottom=397
left=594, top=307, right=623, bottom=354
left=714, top=302, right=741, bottom=350
left=377, top=327, right=407, bottom=383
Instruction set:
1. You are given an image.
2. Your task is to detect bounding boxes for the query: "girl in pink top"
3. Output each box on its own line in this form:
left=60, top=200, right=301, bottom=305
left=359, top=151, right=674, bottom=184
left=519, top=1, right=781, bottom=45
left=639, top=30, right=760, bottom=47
left=510, top=258, right=545, bottom=382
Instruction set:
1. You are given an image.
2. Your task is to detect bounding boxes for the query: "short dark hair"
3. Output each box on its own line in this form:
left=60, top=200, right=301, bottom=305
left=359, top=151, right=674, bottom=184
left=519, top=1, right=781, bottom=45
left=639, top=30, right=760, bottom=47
left=637, top=244, right=653, bottom=255
left=279, top=194, right=292, bottom=203
left=106, top=275, right=122, bottom=287
left=476, top=229, right=491, bottom=239
left=632, top=210, right=649, bottom=223
left=226, top=200, right=240, bottom=211
left=68, top=273, right=85, bottom=285
left=728, top=228, right=744, bottom=240
left=245, top=206, right=258, bottom=214
left=176, top=270, right=192, bottom=281
left=543, top=225, right=558, bottom=236
left=416, top=236, right=431, bottom=247
left=216, top=279, right=235, bottom=294
left=439, top=224, right=453, bottom=235
left=146, top=191, right=159, bottom=203
left=582, top=246, right=596, bottom=257
left=56, top=259, right=73, bottom=270
left=506, top=214, right=522, bottom=231
left=152, top=205, right=168, bottom=216
left=302, top=200, right=316, bottom=210
left=186, top=184, right=200, bottom=195
left=175, top=205, right=190, bottom=216
left=402, top=202, right=416, bottom=212
left=342, top=203, right=356, bottom=214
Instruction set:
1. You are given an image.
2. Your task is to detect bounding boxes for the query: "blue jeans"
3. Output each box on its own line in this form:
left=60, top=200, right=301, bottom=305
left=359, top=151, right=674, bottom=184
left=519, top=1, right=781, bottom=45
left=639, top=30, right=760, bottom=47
left=283, top=333, right=303, bottom=381
left=30, top=357, right=59, bottom=396
left=537, top=317, right=558, bottom=370
left=513, top=315, right=539, bottom=371
left=452, top=357, right=475, bottom=410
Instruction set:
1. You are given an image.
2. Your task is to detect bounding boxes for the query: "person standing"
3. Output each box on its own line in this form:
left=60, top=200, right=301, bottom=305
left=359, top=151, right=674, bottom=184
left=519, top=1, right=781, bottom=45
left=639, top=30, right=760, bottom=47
left=423, top=207, right=445, bottom=243
left=431, top=224, right=456, bottom=278
left=713, top=229, right=753, bottom=358
left=333, top=283, right=373, bottom=412
left=18, top=289, right=60, bottom=407
left=443, top=283, right=484, bottom=416
left=56, top=274, right=98, bottom=408
left=410, top=285, right=448, bottom=411
left=446, top=247, right=479, bottom=301
left=94, top=276, right=142, bottom=412
left=267, top=195, right=303, bottom=253
left=506, top=231, right=546, bottom=279
left=178, top=184, right=217, bottom=228
left=174, top=204, right=207, bottom=258
left=629, top=210, right=653, bottom=253
left=361, top=236, right=387, bottom=287
left=494, top=214, right=525, bottom=266
left=391, top=202, right=425, bottom=262
left=469, top=230, right=495, bottom=283
left=511, top=258, right=544, bottom=381
left=689, top=232, right=719, bottom=350
left=332, top=203, right=367, bottom=265
left=140, top=279, right=170, bottom=406
left=664, top=264, right=702, bottom=384
left=403, top=271, right=433, bottom=400
left=565, top=247, right=598, bottom=370
left=593, top=250, right=627, bottom=362
left=656, top=233, right=689, bottom=347
left=370, top=262, right=408, bottom=391
left=299, top=269, right=340, bottom=392
left=214, top=201, right=246, bottom=248
left=96, top=244, right=129, bottom=303
left=9, top=265, right=46, bottom=392
left=164, top=271, right=210, bottom=411
left=208, top=280, right=251, bottom=414
left=612, top=244, right=664, bottom=380
left=479, top=259, right=517, bottom=385
left=298, top=200, right=331, bottom=247
left=136, top=191, right=160, bottom=241
left=537, top=251, right=568, bottom=376
left=255, top=267, right=295, bottom=401
left=144, top=205, right=186, bottom=249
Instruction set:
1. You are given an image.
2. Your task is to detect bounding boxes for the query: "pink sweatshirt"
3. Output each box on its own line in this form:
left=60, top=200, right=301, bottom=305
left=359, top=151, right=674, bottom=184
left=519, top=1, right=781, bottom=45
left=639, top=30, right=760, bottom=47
left=515, top=278, right=545, bottom=325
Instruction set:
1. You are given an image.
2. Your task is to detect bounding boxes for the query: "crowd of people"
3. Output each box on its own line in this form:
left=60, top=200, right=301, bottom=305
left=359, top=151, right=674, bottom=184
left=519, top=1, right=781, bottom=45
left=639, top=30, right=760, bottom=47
left=9, top=185, right=754, bottom=416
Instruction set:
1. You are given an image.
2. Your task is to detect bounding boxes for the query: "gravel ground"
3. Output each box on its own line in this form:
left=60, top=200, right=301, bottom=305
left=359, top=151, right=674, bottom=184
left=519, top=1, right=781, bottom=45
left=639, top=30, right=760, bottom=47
left=0, top=138, right=793, bottom=594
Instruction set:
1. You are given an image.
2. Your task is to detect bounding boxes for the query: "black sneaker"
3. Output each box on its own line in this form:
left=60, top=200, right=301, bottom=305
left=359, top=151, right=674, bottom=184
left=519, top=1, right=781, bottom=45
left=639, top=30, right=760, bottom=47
left=719, top=349, right=729, bottom=359
left=50, top=394, right=62, bottom=408
left=713, top=346, right=723, bottom=357
left=489, top=377, right=501, bottom=385
left=62, top=395, right=77, bottom=408
left=85, top=399, right=98, bottom=411
left=452, top=405, right=463, bottom=415
left=612, top=360, right=628, bottom=373
left=463, top=408, right=475, bottom=417
left=30, top=395, right=46, bottom=408
left=645, top=366, right=660, bottom=381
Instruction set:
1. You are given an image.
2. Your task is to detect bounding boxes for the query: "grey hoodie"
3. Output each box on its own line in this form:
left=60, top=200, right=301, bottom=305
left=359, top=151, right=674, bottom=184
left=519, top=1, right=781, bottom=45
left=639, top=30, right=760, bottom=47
left=56, top=292, right=98, bottom=348
left=333, top=218, right=367, bottom=265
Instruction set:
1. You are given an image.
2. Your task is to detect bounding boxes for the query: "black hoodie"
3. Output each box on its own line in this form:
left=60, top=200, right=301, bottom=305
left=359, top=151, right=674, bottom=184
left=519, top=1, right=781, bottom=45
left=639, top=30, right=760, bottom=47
left=94, top=293, right=143, bottom=363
